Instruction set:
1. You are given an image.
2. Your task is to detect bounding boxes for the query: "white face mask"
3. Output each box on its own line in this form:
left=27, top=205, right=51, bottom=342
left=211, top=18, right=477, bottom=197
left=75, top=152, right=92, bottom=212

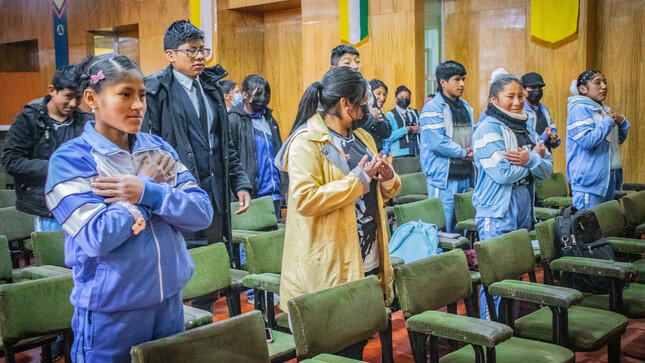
left=232, top=92, right=243, bottom=106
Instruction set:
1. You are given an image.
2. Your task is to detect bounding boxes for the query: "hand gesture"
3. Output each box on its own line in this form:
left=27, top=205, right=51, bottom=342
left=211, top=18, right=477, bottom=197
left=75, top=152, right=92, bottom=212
left=235, top=190, right=251, bottom=215
left=610, top=112, right=624, bottom=125
left=137, top=153, right=176, bottom=184
left=410, top=124, right=420, bottom=133
left=358, top=155, right=382, bottom=180
left=533, top=141, right=546, bottom=158
left=92, top=175, right=144, bottom=204
left=374, top=154, right=395, bottom=182
left=464, top=146, right=474, bottom=161
left=505, top=147, right=530, bottom=166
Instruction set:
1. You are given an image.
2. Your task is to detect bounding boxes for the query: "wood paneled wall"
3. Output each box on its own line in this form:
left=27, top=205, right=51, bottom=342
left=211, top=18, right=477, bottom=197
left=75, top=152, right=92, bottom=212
left=443, top=0, right=644, bottom=183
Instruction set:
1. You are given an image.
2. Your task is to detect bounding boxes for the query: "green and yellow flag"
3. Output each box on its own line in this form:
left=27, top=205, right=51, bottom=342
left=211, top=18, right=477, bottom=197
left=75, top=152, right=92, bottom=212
left=339, top=0, right=369, bottom=45
left=531, top=0, right=579, bottom=46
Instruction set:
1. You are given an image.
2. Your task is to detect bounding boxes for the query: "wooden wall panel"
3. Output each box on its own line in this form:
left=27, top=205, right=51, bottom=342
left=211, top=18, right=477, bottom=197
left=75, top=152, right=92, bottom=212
left=0, top=73, right=40, bottom=127
left=264, top=8, right=303, bottom=139
left=596, top=0, right=645, bottom=183
left=300, top=0, right=339, bottom=87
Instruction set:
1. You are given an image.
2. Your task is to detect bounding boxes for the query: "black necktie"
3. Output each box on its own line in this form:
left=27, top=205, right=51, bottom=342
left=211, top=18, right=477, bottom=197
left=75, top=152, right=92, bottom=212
left=193, top=79, right=209, bottom=136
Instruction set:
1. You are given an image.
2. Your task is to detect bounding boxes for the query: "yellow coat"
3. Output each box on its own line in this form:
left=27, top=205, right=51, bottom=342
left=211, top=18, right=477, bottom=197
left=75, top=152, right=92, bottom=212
left=277, top=113, right=402, bottom=314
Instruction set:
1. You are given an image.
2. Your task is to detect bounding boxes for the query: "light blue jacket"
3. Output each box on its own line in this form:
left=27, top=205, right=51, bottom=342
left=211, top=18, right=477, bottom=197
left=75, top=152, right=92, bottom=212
left=385, top=107, right=420, bottom=157
left=419, top=92, right=474, bottom=189
left=523, top=101, right=561, bottom=149
left=45, top=121, right=213, bottom=313
left=472, top=115, right=553, bottom=218
left=565, top=96, right=629, bottom=197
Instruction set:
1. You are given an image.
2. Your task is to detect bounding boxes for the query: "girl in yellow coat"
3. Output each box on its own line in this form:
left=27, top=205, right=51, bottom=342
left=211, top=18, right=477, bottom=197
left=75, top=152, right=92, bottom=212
left=275, top=67, right=401, bottom=327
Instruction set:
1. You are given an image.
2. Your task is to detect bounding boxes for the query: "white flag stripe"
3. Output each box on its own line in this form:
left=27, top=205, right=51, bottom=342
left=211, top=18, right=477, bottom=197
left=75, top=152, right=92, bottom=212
left=348, top=0, right=361, bottom=44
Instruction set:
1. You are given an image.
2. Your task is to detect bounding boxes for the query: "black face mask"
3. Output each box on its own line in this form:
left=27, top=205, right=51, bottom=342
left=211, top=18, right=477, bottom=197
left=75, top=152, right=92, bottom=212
left=396, top=97, right=411, bottom=109
left=249, top=94, right=269, bottom=113
left=350, top=104, right=369, bottom=130
left=526, top=89, right=543, bottom=105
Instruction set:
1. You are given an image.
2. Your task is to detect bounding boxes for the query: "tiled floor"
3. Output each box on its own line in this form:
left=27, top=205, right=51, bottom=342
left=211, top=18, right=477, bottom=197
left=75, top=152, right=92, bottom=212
left=4, top=269, right=645, bottom=363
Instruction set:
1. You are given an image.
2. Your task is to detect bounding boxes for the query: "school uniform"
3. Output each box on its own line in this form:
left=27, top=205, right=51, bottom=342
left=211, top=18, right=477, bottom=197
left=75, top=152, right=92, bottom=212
left=45, top=121, right=213, bottom=362
left=386, top=106, right=420, bottom=157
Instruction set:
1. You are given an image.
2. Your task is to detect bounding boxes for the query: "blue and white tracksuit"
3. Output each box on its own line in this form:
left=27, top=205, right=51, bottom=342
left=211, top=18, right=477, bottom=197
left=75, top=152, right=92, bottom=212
left=419, top=92, right=474, bottom=232
left=386, top=107, right=420, bottom=157
left=566, top=96, right=629, bottom=210
left=472, top=115, right=553, bottom=319
left=45, top=121, right=213, bottom=363
left=523, top=101, right=561, bottom=149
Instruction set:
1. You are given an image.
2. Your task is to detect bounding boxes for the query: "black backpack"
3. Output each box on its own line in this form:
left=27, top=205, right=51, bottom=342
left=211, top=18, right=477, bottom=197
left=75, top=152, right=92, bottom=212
left=553, top=206, right=615, bottom=294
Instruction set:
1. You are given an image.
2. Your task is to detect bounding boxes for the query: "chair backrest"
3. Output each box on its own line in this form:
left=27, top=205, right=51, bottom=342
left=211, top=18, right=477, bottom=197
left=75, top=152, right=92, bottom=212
left=231, top=196, right=278, bottom=231
left=0, top=190, right=16, bottom=208
left=393, top=198, right=446, bottom=231
left=453, top=191, right=475, bottom=222
left=535, top=172, right=569, bottom=201
left=622, top=190, right=645, bottom=228
left=288, top=276, right=388, bottom=359
left=0, top=173, right=12, bottom=190
left=182, top=243, right=232, bottom=300
left=31, top=230, right=66, bottom=267
left=474, top=229, right=535, bottom=287
left=394, top=249, right=471, bottom=318
left=397, top=172, right=427, bottom=197
left=0, top=274, right=74, bottom=343
left=0, top=236, right=13, bottom=282
left=130, top=310, right=270, bottom=363
left=242, top=229, right=284, bottom=275
left=391, top=156, right=421, bottom=175
left=590, top=200, right=625, bottom=238
left=0, top=207, right=34, bottom=241
left=534, top=219, right=560, bottom=263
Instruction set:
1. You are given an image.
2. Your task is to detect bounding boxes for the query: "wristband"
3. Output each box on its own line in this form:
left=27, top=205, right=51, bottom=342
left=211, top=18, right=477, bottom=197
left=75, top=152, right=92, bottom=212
left=117, top=201, right=146, bottom=235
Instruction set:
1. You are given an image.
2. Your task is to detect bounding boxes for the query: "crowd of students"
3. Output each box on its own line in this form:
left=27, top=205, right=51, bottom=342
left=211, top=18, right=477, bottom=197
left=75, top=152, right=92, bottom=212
left=0, top=18, right=630, bottom=362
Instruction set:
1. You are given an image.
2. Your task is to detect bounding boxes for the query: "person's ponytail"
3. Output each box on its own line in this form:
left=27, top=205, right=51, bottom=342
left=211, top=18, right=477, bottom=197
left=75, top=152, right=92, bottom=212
left=290, top=81, right=322, bottom=134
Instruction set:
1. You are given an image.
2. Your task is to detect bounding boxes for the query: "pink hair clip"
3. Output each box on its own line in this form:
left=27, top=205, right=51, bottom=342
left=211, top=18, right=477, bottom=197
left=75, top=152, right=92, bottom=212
left=91, top=70, right=105, bottom=84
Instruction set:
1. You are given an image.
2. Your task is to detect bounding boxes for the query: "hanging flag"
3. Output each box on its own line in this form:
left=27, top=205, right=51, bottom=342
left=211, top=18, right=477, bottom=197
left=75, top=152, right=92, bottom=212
left=189, top=0, right=216, bottom=66
left=52, top=0, right=69, bottom=68
left=339, top=0, right=369, bottom=45
left=531, top=0, right=579, bottom=46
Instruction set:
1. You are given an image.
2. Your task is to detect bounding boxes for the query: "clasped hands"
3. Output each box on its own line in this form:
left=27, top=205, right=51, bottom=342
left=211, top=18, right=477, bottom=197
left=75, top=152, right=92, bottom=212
left=359, top=154, right=395, bottom=182
left=505, top=141, right=546, bottom=166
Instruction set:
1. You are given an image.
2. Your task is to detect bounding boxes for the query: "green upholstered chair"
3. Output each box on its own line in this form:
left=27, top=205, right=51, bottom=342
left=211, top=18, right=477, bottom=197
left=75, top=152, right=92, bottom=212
left=394, top=249, right=574, bottom=363
left=301, top=354, right=365, bottom=362
left=392, top=172, right=428, bottom=205
left=288, top=276, right=393, bottom=362
left=0, top=207, right=34, bottom=268
left=534, top=218, right=645, bottom=317
left=0, top=173, right=13, bottom=190
left=391, top=156, right=422, bottom=175
left=182, top=243, right=241, bottom=330
left=535, top=172, right=572, bottom=208
left=131, top=310, right=296, bottom=363
left=30, top=230, right=65, bottom=267
left=476, top=229, right=628, bottom=363
left=393, top=198, right=470, bottom=251
left=0, top=191, right=16, bottom=208
left=0, top=236, right=13, bottom=284
left=0, top=274, right=74, bottom=363
left=622, top=190, right=645, bottom=237
left=454, top=191, right=478, bottom=243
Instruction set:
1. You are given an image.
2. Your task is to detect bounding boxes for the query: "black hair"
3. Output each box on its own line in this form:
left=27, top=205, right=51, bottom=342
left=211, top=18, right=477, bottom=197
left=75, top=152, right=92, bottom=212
left=427, top=93, right=436, bottom=98
left=51, top=64, right=83, bottom=93
left=290, top=67, right=368, bottom=134
left=163, top=20, right=204, bottom=51
left=489, top=73, right=522, bottom=100
left=369, top=79, right=388, bottom=93
left=79, top=54, right=143, bottom=94
left=220, top=80, right=236, bottom=94
left=435, top=60, right=467, bottom=91
left=330, top=44, right=360, bottom=67
left=242, top=74, right=271, bottom=96
left=576, top=69, right=603, bottom=94
left=395, top=85, right=411, bottom=97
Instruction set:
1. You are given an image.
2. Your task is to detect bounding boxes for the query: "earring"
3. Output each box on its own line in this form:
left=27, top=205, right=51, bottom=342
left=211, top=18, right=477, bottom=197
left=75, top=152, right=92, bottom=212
left=91, top=108, right=95, bottom=114
left=346, top=107, right=349, bottom=110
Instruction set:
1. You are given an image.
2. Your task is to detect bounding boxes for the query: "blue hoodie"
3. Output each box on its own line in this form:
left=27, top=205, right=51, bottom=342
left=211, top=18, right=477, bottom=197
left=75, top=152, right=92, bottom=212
left=472, top=114, right=553, bottom=218
left=45, top=121, right=213, bottom=313
left=419, top=92, right=475, bottom=189
left=565, top=96, right=629, bottom=197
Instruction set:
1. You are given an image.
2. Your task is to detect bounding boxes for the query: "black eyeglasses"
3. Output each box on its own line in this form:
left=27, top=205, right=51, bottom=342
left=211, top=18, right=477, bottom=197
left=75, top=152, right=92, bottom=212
left=172, top=48, right=211, bottom=58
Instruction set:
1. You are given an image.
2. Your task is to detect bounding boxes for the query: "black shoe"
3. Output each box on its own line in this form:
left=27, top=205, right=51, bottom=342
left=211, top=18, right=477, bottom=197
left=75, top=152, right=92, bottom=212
left=51, top=337, right=64, bottom=362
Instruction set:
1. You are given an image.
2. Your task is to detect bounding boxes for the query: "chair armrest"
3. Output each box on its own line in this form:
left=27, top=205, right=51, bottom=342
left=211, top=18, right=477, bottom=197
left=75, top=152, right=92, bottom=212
left=406, top=310, right=512, bottom=348
left=550, top=257, right=636, bottom=279
left=607, top=237, right=645, bottom=254
left=489, top=280, right=583, bottom=308
left=242, top=273, right=280, bottom=294
left=20, top=265, right=72, bottom=280
left=230, top=230, right=265, bottom=244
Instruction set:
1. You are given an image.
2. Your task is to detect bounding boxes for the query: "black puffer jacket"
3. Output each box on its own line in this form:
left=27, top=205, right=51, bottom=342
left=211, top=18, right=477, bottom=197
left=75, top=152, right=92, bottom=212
left=2, top=96, right=89, bottom=217
left=227, top=103, right=287, bottom=200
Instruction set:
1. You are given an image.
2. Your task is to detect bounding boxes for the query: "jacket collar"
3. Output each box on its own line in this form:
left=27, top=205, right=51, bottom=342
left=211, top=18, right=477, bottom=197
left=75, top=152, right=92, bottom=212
left=82, top=121, right=162, bottom=156
left=148, top=64, right=229, bottom=95
left=229, top=102, right=274, bottom=120
left=305, top=113, right=334, bottom=143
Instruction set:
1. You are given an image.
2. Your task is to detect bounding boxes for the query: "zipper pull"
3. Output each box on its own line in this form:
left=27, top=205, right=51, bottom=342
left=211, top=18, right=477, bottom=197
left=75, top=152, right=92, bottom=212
left=45, top=129, right=50, bottom=139
left=571, top=234, right=577, bottom=245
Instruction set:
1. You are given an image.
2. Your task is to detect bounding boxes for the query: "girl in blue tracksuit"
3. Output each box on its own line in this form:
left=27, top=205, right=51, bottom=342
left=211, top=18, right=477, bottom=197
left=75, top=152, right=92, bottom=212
left=472, top=72, right=553, bottom=319
left=45, top=54, right=213, bottom=363
left=566, top=70, right=629, bottom=210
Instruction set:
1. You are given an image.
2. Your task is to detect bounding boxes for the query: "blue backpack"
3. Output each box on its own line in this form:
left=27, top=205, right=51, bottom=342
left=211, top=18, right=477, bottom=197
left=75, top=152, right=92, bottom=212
left=388, top=220, right=442, bottom=264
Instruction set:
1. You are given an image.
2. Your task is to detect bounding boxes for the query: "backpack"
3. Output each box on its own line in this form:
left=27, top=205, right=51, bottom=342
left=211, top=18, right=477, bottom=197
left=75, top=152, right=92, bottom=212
left=389, top=220, right=442, bottom=264
left=553, top=206, right=615, bottom=294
